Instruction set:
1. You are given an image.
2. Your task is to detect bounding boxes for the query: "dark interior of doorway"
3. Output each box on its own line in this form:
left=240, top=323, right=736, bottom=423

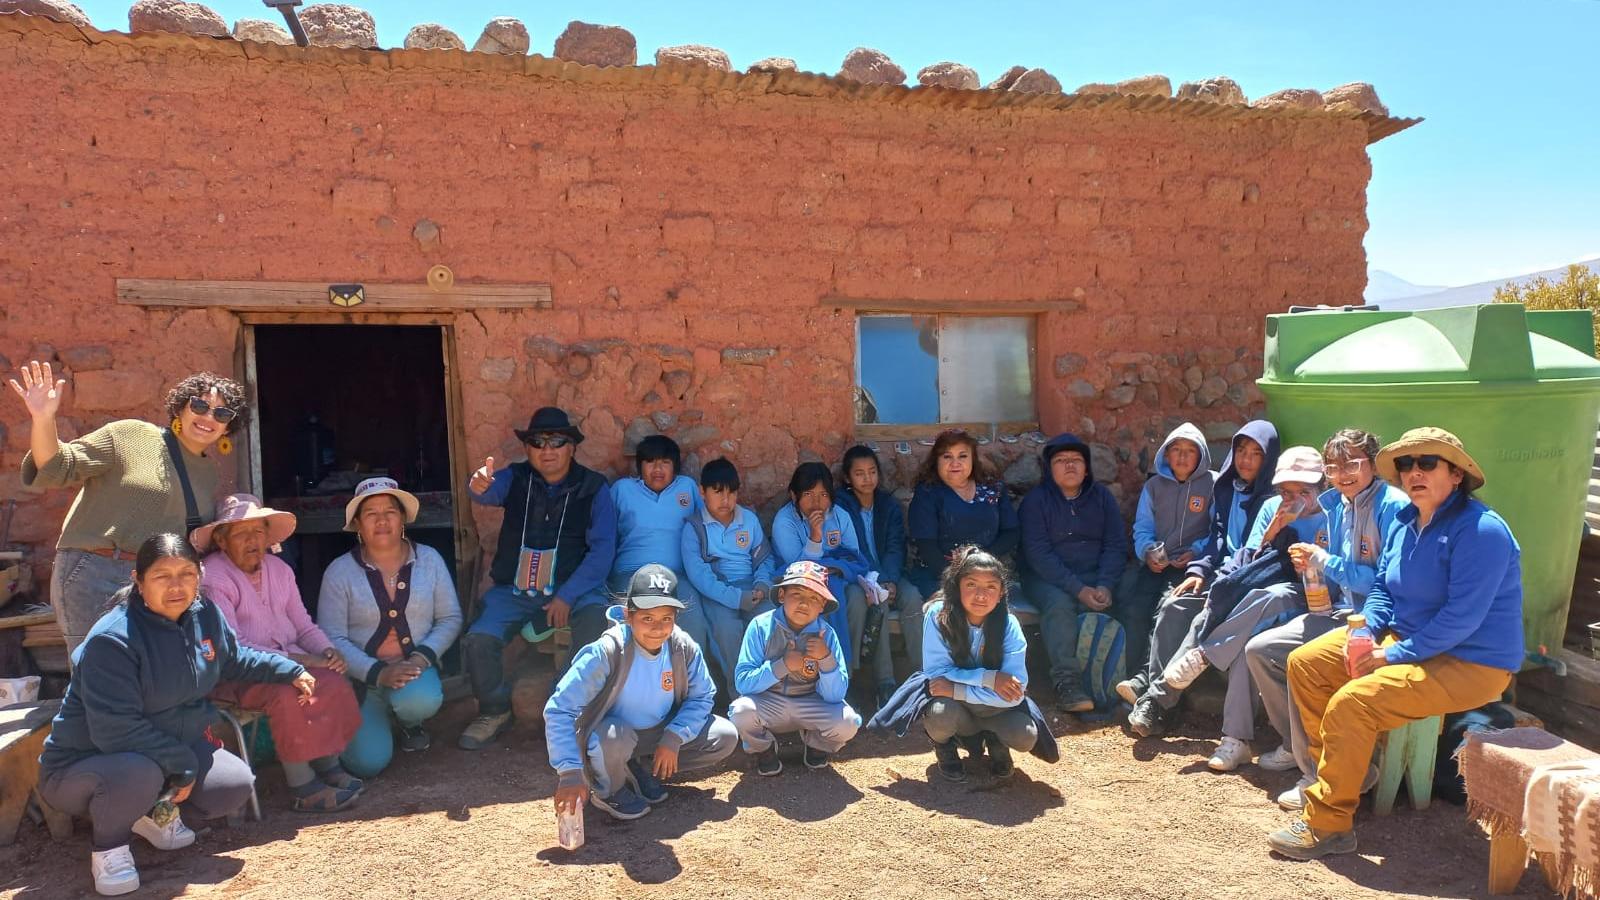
left=252, top=324, right=456, bottom=628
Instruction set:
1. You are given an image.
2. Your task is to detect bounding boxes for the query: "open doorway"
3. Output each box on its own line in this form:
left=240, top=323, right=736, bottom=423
left=247, top=324, right=459, bottom=628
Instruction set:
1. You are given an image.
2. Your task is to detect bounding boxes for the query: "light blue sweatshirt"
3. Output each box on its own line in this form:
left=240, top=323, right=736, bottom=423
left=680, top=506, right=777, bottom=611
left=771, top=502, right=860, bottom=565
left=921, top=601, right=1029, bottom=708
left=733, top=609, right=849, bottom=702
left=611, top=474, right=703, bottom=580
left=1246, top=495, right=1330, bottom=551
left=1313, top=480, right=1411, bottom=608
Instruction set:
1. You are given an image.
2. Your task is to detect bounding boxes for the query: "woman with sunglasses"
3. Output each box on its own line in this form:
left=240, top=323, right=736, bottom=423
left=12, top=361, right=248, bottom=655
left=1269, top=427, right=1523, bottom=861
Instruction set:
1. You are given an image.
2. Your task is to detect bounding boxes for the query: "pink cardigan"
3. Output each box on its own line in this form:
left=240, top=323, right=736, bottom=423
left=202, top=551, right=334, bottom=657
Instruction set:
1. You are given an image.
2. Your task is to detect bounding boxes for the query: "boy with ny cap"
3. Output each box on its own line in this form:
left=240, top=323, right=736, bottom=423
left=546, top=564, right=737, bottom=821
left=729, top=560, right=861, bottom=775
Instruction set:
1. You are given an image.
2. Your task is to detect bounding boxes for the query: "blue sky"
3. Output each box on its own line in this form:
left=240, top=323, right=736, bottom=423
left=73, top=0, right=1600, bottom=287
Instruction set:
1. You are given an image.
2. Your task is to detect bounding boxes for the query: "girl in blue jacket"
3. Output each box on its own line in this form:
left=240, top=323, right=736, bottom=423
left=39, top=534, right=312, bottom=897
left=835, top=445, right=913, bottom=707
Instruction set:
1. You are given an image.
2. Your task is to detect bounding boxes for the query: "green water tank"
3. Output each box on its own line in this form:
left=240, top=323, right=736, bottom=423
left=1258, top=303, right=1600, bottom=661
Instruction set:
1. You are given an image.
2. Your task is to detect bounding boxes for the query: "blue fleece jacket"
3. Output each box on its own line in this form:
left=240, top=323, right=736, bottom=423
left=921, top=601, right=1029, bottom=708
left=611, top=474, right=703, bottom=580
left=733, top=608, right=850, bottom=702
left=836, top=488, right=909, bottom=586
left=1019, top=433, right=1129, bottom=594
left=1360, top=490, right=1524, bottom=670
left=680, top=505, right=777, bottom=611
left=1313, top=480, right=1411, bottom=609
left=1187, top=421, right=1280, bottom=582
left=42, top=588, right=304, bottom=784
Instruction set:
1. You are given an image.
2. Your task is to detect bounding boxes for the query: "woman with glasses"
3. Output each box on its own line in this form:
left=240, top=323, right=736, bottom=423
left=1269, top=427, right=1523, bottom=861
left=1244, top=429, right=1410, bottom=810
left=12, top=360, right=248, bottom=654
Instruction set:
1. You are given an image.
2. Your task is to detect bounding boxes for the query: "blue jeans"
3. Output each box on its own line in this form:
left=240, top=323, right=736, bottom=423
left=466, top=584, right=610, bottom=714
left=1027, top=576, right=1085, bottom=691
left=341, top=668, right=444, bottom=778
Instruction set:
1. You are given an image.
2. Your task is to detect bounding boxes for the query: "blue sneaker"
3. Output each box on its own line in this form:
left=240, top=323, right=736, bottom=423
left=626, top=759, right=669, bottom=804
left=589, top=784, right=651, bottom=821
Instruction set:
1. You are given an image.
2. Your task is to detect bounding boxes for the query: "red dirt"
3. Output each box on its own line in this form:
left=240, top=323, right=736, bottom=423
left=0, top=698, right=1555, bottom=899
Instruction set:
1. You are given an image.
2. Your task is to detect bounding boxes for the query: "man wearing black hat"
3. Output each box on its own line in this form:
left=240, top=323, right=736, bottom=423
left=458, top=406, right=619, bottom=750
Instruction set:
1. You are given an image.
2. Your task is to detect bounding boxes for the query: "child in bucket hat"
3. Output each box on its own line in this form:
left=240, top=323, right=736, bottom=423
left=545, top=564, right=737, bottom=822
left=728, top=560, right=861, bottom=775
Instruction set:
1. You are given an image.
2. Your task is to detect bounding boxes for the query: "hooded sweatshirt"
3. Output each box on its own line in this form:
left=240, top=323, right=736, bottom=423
left=1132, top=423, right=1216, bottom=562
left=1186, top=421, right=1280, bottom=583
left=1019, top=434, right=1130, bottom=594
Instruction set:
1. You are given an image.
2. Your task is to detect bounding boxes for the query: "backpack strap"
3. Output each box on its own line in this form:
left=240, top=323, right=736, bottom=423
left=687, top=516, right=716, bottom=565
left=572, top=630, right=629, bottom=790
left=670, top=631, right=691, bottom=706
left=162, top=428, right=204, bottom=536
left=749, top=534, right=772, bottom=570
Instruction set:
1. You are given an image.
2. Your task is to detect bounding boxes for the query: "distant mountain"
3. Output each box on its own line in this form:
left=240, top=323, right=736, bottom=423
left=1379, top=259, right=1600, bottom=311
left=1365, top=269, right=1446, bottom=303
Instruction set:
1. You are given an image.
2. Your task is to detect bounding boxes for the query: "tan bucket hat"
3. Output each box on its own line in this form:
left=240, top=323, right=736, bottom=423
left=189, top=493, right=297, bottom=552
left=343, top=477, right=420, bottom=532
left=1375, top=426, right=1486, bottom=492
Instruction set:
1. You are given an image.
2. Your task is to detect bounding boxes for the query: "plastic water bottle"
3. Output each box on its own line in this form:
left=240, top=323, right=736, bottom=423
left=1344, top=614, right=1375, bottom=678
left=557, top=805, right=584, bottom=850
left=1303, top=564, right=1332, bottom=615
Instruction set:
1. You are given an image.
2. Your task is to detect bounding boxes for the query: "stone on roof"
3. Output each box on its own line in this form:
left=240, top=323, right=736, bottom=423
left=1011, top=68, right=1062, bottom=94
left=231, top=17, right=291, bottom=44
left=299, top=3, right=376, bottom=49
left=838, top=47, right=905, bottom=85
left=404, top=23, right=463, bottom=51
left=1323, top=82, right=1387, bottom=116
left=0, top=0, right=89, bottom=27
left=1074, top=81, right=1117, bottom=94
left=655, top=44, right=731, bottom=71
left=1177, top=76, right=1245, bottom=105
left=128, top=0, right=225, bottom=37
left=986, top=66, right=1027, bottom=90
left=472, top=17, right=528, bottom=54
left=917, top=61, right=978, bottom=90
left=1116, top=74, right=1172, bottom=98
left=1252, top=87, right=1324, bottom=110
left=553, top=20, right=636, bottom=67
left=747, top=56, right=797, bottom=73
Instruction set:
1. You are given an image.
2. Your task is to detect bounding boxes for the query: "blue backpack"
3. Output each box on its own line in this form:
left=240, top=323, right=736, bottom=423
left=1074, top=611, right=1126, bottom=717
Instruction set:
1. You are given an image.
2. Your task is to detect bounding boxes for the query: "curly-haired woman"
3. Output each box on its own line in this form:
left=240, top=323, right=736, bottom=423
left=12, top=360, right=249, bottom=655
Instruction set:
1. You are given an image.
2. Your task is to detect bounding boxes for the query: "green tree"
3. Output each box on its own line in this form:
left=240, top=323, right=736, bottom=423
left=1494, top=263, right=1600, bottom=354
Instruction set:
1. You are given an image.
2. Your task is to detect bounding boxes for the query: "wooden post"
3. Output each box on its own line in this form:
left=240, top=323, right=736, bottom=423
left=1487, top=830, right=1529, bottom=894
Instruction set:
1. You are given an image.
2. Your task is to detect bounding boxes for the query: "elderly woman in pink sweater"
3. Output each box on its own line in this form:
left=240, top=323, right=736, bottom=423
left=195, top=494, right=363, bottom=813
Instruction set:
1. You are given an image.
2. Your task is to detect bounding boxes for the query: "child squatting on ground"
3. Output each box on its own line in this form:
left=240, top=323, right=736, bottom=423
left=544, top=564, right=738, bottom=821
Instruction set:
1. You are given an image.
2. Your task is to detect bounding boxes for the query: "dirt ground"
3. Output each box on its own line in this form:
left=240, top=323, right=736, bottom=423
left=0, top=692, right=1560, bottom=900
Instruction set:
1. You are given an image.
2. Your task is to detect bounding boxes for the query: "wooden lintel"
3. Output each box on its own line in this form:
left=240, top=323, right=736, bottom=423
left=854, top=421, right=1040, bottom=442
left=821, top=296, right=1081, bottom=315
left=116, top=279, right=553, bottom=311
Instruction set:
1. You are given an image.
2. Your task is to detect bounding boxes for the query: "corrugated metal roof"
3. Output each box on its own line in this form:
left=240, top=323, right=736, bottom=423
left=0, top=11, right=1420, bottom=144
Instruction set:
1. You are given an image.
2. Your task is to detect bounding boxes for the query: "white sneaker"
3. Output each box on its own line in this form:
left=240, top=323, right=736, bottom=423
left=1161, top=648, right=1209, bottom=691
left=1277, top=773, right=1316, bottom=810
left=1208, top=736, right=1252, bottom=771
left=132, top=812, right=196, bottom=850
left=90, top=845, right=140, bottom=896
left=1114, top=677, right=1143, bottom=706
left=1258, top=745, right=1298, bottom=772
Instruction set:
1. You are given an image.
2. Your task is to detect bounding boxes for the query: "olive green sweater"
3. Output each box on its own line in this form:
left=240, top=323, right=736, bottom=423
left=21, top=419, right=219, bottom=553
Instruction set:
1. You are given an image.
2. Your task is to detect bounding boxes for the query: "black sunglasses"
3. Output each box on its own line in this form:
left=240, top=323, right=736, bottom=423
left=1392, top=454, right=1444, bottom=473
left=187, top=396, right=238, bottom=424
left=525, top=435, right=573, bottom=450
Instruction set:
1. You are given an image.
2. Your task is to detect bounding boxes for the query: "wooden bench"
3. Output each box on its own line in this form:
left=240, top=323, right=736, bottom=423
left=1373, top=715, right=1443, bottom=815
left=0, top=699, right=72, bottom=845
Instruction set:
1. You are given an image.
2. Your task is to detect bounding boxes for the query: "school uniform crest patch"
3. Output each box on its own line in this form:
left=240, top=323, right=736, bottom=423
left=199, top=638, right=216, bottom=661
left=1360, top=538, right=1373, bottom=560
left=1316, top=529, right=1329, bottom=548
left=677, top=492, right=691, bottom=508
left=825, top=530, right=842, bottom=548
left=1188, top=496, right=1206, bottom=513
left=734, top=530, right=750, bottom=548
left=661, top=670, right=674, bottom=692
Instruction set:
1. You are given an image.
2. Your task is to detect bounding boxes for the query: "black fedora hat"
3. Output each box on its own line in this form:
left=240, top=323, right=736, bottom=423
left=513, top=407, right=585, bottom=444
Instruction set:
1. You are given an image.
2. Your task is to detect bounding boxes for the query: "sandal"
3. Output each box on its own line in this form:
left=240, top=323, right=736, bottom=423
left=290, top=782, right=359, bottom=813
left=317, top=765, right=365, bottom=795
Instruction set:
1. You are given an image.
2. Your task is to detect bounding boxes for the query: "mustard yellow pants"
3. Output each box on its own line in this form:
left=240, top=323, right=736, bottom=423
left=1287, top=627, right=1511, bottom=833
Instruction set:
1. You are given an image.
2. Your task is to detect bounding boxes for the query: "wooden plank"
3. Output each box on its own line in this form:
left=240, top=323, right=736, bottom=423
left=854, top=421, right=1040, bottom=442
left=1488, top=831, right=1530, bottom=894
left=821, top=296, right=1082, bottom=315
left=117, top=279, right=552, bottom=311
left=1521, top=649, right=1600, bottom=710
left=0, top=613, right=55, bottom=631
left=441, top=323, right=482, bottom=648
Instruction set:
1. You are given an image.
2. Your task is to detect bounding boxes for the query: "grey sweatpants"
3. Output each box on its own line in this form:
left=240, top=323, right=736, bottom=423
left=728, top=691, right=861, bottom=753
left=585, top=715, right=738, bottom=798
left=1142, top=589, right=1205, bottom=691
left=51, top=549, right=132, bottom=657
left=923, top=698, right=1038, bottom=752
left=39, top=742, right=255, bottom=850
left=1244, top=611, right=1345, bottom=775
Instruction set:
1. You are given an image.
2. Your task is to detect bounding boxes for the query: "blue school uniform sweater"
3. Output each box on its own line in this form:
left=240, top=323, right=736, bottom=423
left=836, top=488, right=909, bottom=586
left=611, top=474, right=703, bottom=579
left=1315, top=480, right=1411, bottom=608
left=734, top=609, right=849, bottom=702
left=1246, top=495, right=1330, bottom=552
left=680, top=506, right=777, bottom=611
left=921, top=601, right=1029, bottom=708
left=1360, top=490, right=1524, bottom=671
left=771, top=502, right=860, bottom=565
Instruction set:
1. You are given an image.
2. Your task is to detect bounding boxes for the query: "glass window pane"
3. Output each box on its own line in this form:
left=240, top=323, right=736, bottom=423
left=938, top=316, right=1035, bottom=423
left=856, top=315, right=939, bottom=423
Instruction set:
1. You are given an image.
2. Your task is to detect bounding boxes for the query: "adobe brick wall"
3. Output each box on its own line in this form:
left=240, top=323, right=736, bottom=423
left=0, top=19, right=1377, bottom=570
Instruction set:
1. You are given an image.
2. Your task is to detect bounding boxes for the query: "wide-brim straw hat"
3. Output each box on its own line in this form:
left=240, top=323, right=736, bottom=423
left=343, top=477, right=420, bottom=532
left=190, top=493, right=297, bottom=551
left=1376, top=426, right=1486, bottom=492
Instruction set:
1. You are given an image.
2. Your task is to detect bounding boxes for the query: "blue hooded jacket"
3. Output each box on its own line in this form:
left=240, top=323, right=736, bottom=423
left=1187, top=420, right=1279, bottom=583
left=1018, top=433, right=1130, bottom=594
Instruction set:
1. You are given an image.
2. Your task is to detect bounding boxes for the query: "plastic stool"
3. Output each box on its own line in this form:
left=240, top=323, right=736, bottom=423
left=1373, top=714, right=1442, bottom=815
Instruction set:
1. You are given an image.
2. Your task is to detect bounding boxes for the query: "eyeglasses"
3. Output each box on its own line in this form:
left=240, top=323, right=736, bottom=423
left=1322, top=458, right=1370, bottom=478
left=525, top=435, right=573, bottom=450
left=1392, top=454, right=1444, bottom=473
left=187, top=396, right=238, bottom=424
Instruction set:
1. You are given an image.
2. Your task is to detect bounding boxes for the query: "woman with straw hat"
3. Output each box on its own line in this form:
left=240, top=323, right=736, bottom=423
left=195, top=493, right=364, bottom=813
left=316, top=477, right=462, bottom=778
left=1269, top=427, right=1523, bottom=861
